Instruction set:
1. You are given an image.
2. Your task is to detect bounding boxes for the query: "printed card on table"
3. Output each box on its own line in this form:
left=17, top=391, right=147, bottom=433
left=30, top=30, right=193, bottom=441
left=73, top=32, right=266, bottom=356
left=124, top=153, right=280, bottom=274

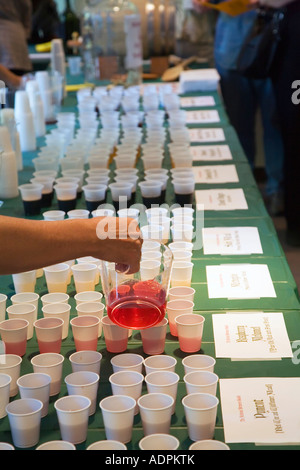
left=192, top=165, right=239, bottom=184
left=188, top=128, right=226, bottom=143
left=191, top=145, right=233, bottom=161
left=206, top=264, right=277, bottom=299
left=220, top=378, right=300, bottom=444
left=180, top=96, right=216, bottom=108
left=212, top=312, right=293, bottom=360
left=202, top=227, right=263, bottom=255
left=195, top=188, right=248, bottom=211
left=185, top=110, right=220, bottom=124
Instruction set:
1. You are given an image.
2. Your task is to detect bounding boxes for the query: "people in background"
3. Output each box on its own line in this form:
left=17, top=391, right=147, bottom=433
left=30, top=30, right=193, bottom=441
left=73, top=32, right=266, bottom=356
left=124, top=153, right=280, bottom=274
left=29, top=0, right=60, bottom=44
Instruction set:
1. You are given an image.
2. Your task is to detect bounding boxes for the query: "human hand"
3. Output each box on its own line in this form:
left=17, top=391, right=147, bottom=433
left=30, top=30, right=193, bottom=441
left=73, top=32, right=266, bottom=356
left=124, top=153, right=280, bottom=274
left=192, top=0, right=209, bottom=13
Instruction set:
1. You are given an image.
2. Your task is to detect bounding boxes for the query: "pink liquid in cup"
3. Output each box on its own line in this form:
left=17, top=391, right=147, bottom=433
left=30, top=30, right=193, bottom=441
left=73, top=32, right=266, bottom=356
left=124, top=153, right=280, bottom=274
left=3, top=339, right=27, bottom=356
left=178, top=336, right=203, bottom=353
left=37, top=338, right=62, bottom=354
left=74, top=338, right=99, bottom=352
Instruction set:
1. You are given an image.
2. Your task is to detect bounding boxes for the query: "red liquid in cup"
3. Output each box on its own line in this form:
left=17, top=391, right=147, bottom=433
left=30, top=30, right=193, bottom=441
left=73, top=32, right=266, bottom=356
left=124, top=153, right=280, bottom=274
left=107, top=280, right=167, bottom=330
left=37, top=339, right=62, bottom=354
left=3, top=340, right=27, bottom=356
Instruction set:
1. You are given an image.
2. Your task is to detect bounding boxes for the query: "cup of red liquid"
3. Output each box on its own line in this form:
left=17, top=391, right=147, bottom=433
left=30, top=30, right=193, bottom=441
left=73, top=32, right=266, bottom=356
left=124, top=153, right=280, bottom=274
left=101, top=244, right=173, bottom=330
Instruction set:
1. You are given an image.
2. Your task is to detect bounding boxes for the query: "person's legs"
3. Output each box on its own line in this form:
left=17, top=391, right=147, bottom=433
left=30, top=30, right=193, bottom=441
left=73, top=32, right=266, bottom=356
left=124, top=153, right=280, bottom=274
left=216, top=63, right=257, bottom=168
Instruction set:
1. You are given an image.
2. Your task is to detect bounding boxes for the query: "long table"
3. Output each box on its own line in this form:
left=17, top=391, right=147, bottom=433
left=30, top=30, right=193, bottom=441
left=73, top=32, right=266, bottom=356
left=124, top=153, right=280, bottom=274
left=0, top=78, right=300, bottom=451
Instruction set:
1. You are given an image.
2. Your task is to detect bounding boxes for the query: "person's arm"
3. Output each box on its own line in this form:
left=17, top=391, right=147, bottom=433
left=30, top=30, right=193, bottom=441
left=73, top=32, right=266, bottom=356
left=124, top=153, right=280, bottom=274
left=0, top=64, right=22, bottom=89
left=0, top=215, right=142, bottom=275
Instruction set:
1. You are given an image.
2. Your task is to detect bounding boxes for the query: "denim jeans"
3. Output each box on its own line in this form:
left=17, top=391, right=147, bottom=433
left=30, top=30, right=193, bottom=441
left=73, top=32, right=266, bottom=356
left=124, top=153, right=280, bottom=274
left=215, top=64, right=285, bottom=196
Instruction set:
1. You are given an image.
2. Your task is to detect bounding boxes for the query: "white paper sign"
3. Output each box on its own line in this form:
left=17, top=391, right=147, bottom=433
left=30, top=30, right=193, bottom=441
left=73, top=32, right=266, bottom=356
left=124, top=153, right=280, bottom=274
left=188, top=128, right=226, bottom=143
left=206, top=264, right=277, bottom=299
left=180, top=96, right=216, bottom=108
left=202, top=227, right=263, bottom=255
left=195, top=189, right=248, bottom=211
left=191, top=145, right=233, bottom=161
left=185, top=110, right=220, bottom=124
left=192, top=165, right=239, bottom=184
left=212, top=312, right=293, bottom=359
left=220, top=378, right=300, bottom=444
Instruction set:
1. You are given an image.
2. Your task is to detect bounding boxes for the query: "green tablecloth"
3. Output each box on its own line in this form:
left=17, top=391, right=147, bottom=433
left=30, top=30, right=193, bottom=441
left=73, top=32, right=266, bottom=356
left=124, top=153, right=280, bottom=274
left=0, top=77, right=300, bottom=451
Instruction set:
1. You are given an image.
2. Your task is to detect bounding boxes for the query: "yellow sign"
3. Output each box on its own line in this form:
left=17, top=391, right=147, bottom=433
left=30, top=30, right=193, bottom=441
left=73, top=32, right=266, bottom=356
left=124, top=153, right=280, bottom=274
left=201, top=0, right=251, bottom=16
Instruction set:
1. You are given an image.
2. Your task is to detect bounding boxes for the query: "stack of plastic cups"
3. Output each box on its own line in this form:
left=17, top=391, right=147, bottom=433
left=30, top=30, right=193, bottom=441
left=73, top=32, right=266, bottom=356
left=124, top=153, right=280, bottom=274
left=25, top=80, right=46, bottom=138
left=35, top=71, right=55, bottom=123
left=14, top=90, right=36, bottom=152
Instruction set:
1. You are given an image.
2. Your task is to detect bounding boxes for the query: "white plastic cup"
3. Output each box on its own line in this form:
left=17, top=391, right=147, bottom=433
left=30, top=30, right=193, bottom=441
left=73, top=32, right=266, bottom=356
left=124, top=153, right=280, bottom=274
left=169, top=241, right=193, bottom=252
left=43, top=210, right=65, bottom=221
left=189, top=440, right=230, bottom=450
left=71, top=263, right=98, bottom=293
left=148, top=216, right=170, bottom=244
left=43, top=263, right=70, bottom=294
left=172, top=250, right=192, bottom=262
left=36, top=440, right=76, bottom=450
left=41, top=293, right=69, bottom=306
left=145, top=371, right=179, bottom=414
left=31, top=353, right=64, bottom=396
left=0, top=294, right=7, bottom=322
left=99, top=395, right=136, bottom=444
left=168, top=286, right=195, bottom=303
left=42, top=303, right=71, bottom=340
left=171, top=261, right=194, bottom=288
left=139, top=434, right=180, bottom=450
left=10, top=293, right=39, bottom=321
left=67, top=209, right=90, bottom=219
left=117, top=208, right=140, bottom=221
left=6, top=398, right=43, bottom=448
left=166, top=299, right=194, bottom=337
left=0, top=373, right=12, bottom=418
left=74, top=291, right=103, bottom=305
left=140, top=318, right=168, bottom=355
left=70, top=315, right=100, bottom=352
left=0, top=442, right=15, bottom=450
left=68, top=56, right=81, bottom=75
left=143, top=355, right=177, bottom=375
left=109, top=182, right=133, bottom=205
left=34, top=317, right=63, bottom=354
left=141, top=240, right=161, bottom=252
left=140, top=259, right=161, bottom=281
left=175, top=313, right=205, bottom=353
left=101, top=316, right=128, bottom=353
left=182, top=393, right=219, bottom=442
left=64, top=371, right=100, bottom=416
left=76, top=302, right=105, bottom=337
left=0, top=354, right=22, bottom=397
left=16, top=373, right=51, bottom=418
left=69, top=350, right=102, bottom=375
left=54, top=395, right=91, bottom=444
left=0, top=319, right=29, bottom=356
left=6, top=303, right=36, bottom=340
left=87, top=440, right=127, bottom=450
left=182, top=355, right=216, bottom=374
left=141, top=224, right=163, bottom=242
left=171, top=224, right=194, bottom=243
left=109, top=371, right=144, bottom=415
left=110, top=353, right=144, bottom=374
left=184, top=370, right=219, bottom=396
left=12, top=270, right=36, bottom=294
left=137, top=393, right=174, bottom=436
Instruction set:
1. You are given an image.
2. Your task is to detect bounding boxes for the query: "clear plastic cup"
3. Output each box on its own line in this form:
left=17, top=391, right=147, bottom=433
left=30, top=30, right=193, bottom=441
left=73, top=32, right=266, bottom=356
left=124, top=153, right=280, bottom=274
left=36, top=440, right=76, bottom=450
left=86, top=440, right=127, bottom=450
left=140, top=259, right=161, bottom=282
left=34, top=317, right=63, bottom=354
left=64, top=371, right=100, bottom=416
left=182, top=393, right=219, bottom=442
left=6, top=398, right=43, bottom=448
left=31, top=353, right=64, bottom=396
left=6, top=303, right=36, bottom=340
left=70, top=315, right=100, bottom=352
left=0, top=294, right=7, bottom=322
left=67, top=209, right=90, bottom=219
left=43, top=210, right=65, bottom=221
left=175, top=313, right=205, bottom=353
left=140, top=317, right=168, bottom=355
left=184, top=370, right=219, bottom=396
left=18, top=184, right=43, bottom=216
left=182, top=355, right=216, bottom=375
left=139, top=434, right=180, bottom=450
left=69, top=350, right=102, bottom=375
left=42, top=303, right=71, bottom=340
left=101, top=316, right=128, bottom=353
left=109, top=371, right=144, bottom=415
left=0, top=354, right=22, bottom=397
left=137, top=392, right=174, bottom=436
left=141, top=240, right=161, bottom=252
left=117, top=208, right=140, bottom=221
left=41, top=293, right=69, bottom=306
left=171, top=250, right=192, bottom=262
left=99, top=395, right=136, bottom=444
left=92, top=208, right=115, bottom=218
left=171, top=261, right=194, bottom=288
left=68, top=56, right=81, bottom=75
left=71, top=263, right=98, bottom=293
left=166, top=299, right=194, bottom=337
left=54, top=395, right=91, bottom=444
left=143, top=355, right=177, bottom=375
left=145, top=370, right=179, bottom=414
left=12, top=270, right=36, bottom=294
left=76, top=302, right=105, bottom=337
left=108, top=182, right=133, bottom=207
left=43, top=263, right=70, bottom=294
left=148, top=216, right=170, bottom=244
left=171, top=224, right=194, bottom=243
left=141, top=224, right=163, bottom=242
left=139, top=181, right=163, bottom=207
left=110, top=353, right=144, bottom=374
left=189, top=440, right=230, bottom=450
left=0, top=373, right=11, bottom=418
left=54, top=183, right=78, bottom=212
left=16, top=373, right=51, bottom=418
left=168, top=286, right=195, bottom=303
left=0, top=319, right=28, bottom=356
